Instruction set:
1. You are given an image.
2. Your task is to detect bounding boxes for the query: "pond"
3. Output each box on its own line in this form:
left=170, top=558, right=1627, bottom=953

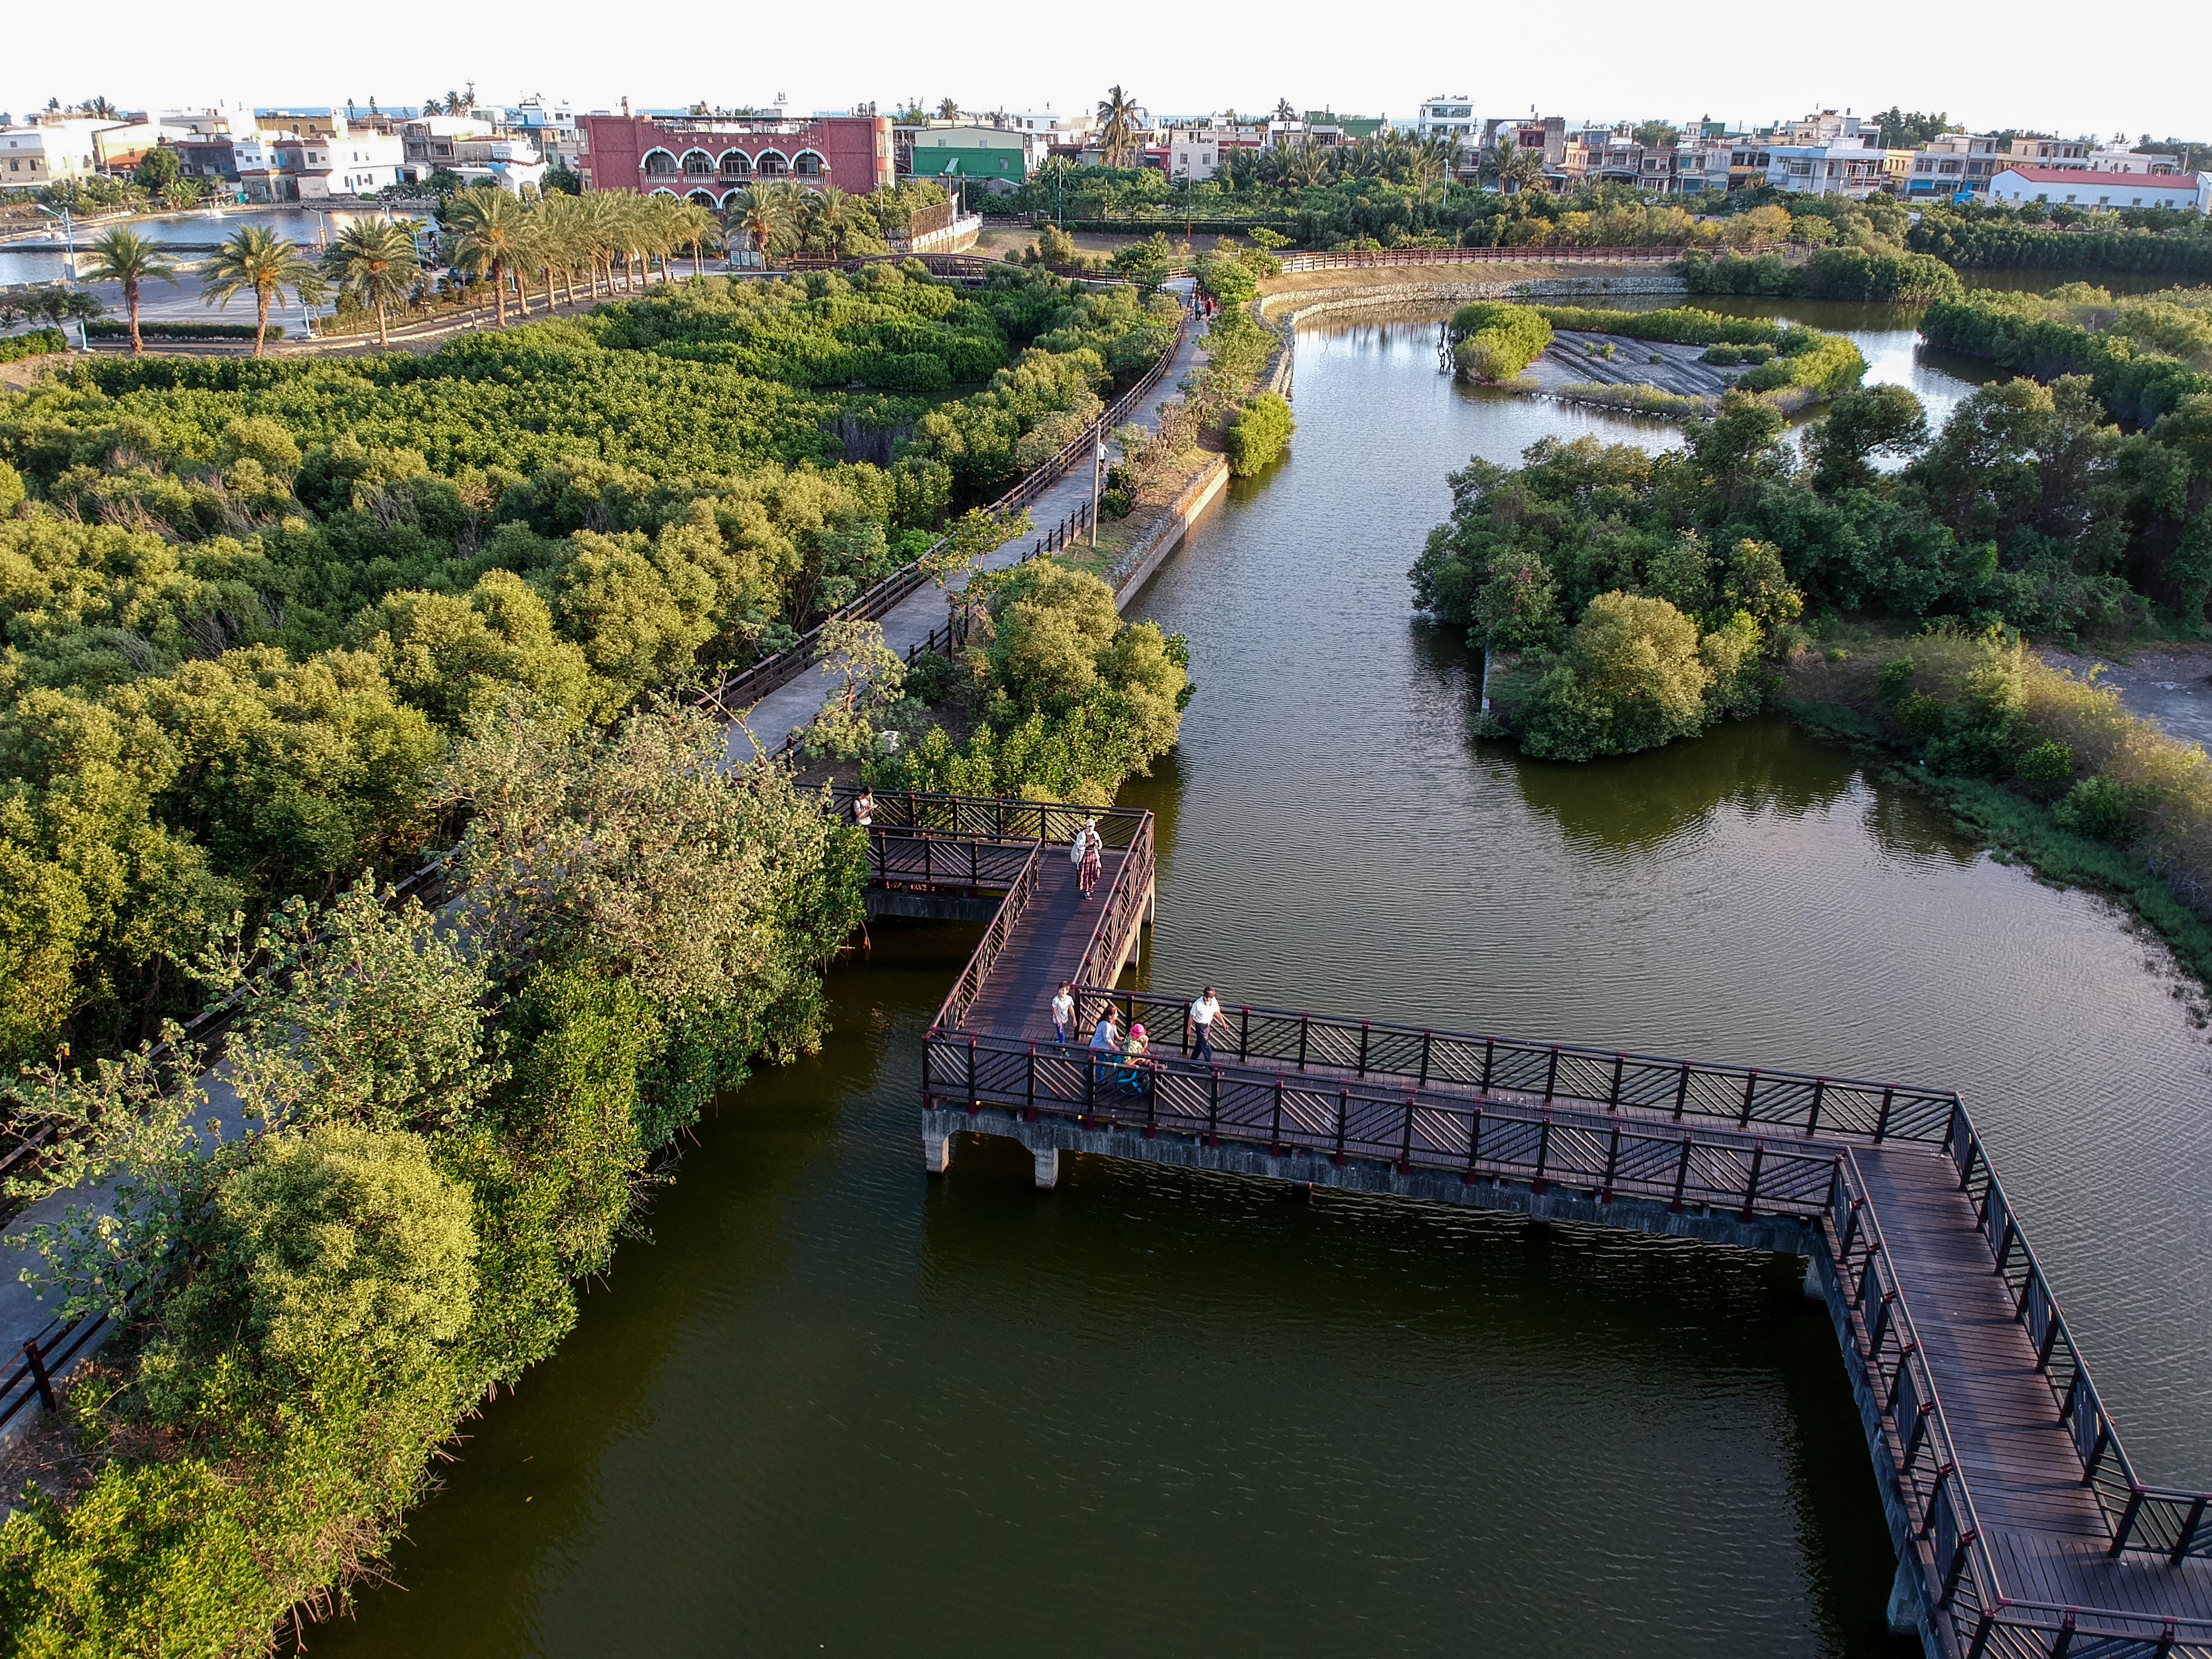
left=308, top=304, right=2212, bottom=1659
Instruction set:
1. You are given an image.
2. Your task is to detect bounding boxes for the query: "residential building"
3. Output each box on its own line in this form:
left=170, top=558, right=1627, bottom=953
left=236, top=126, right=404, bottom=201
left=576, top=112, right=892, bottom=203
left=2084, top=147, right=2179, bottom=174
left=1990, top=166, right=2210, bottom=214
left=1415, top=95, right=1478, bottom=144
left=1905, top=132, right=2005, bottom=198
left=402, top=115, right=495, bottom=171
left=399, top=122, right=545, bottom=193
left=1001, top=110, right=1097, bottom=147
left=1759, top=114, right=1893, bottom=197
left=904, top=122, right=1042, bottom=192
left=93, top=120, right=197, bottom=175
left=173, top=137, right=241, bottom=185
left=0, top=118, right=113, bottom=191
left=2002, top=135, right=2088, bottom=167
left=253, top=107, right=345, bottom=140
left=1158, top=120, right=1265, bottom=185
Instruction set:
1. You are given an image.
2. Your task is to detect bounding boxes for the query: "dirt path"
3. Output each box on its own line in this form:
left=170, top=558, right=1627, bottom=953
left=2041, top=643, right=2212, bottom=750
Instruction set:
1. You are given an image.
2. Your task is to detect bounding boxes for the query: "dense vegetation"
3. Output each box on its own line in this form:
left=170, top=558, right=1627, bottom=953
left=1413, top=365, right=2212, bottom=751
left=0, top=263, right=1177, bottom=1070
left=1448, top=302, right=1554, bottom=381
left=1682, top=246, right=1961, bottom=303
left=0, top=699, right=864, bottom=1652
left=1907, top=208, right=2212, bottom=279
left=862, top=559, right=1193, bottom=804
left=1921, top=284, right=2212, bottom=425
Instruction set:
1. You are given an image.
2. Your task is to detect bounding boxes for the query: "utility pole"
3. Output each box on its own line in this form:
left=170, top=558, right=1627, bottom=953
left=1089, top=421, right=1104, bottom=546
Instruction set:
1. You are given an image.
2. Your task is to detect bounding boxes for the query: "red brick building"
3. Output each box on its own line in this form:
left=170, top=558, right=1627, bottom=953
left=576, top=113, right=892, bottom=204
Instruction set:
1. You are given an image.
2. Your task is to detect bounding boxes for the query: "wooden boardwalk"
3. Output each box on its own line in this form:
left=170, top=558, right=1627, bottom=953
left=850, top=788, right=2212, bottom=1659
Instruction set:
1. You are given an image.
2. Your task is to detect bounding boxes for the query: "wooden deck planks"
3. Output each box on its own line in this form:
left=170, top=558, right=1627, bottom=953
left=961, top=852, right=1122, bottom=1037
left=1855, top=1147, right=2212, bottom=1620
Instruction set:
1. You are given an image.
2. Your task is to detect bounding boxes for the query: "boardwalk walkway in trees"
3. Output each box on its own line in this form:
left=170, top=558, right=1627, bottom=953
left=851, top=787, right=2212, bottom=1659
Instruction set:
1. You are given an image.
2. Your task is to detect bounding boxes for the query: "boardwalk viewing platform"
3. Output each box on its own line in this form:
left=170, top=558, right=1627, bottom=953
left=852, top=787, right=2212, bottom=1659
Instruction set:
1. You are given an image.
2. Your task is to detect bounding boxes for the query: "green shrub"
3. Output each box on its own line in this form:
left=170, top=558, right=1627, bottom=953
left=84, top=320, right=284, bottom=342
left=1221, top=391, right=1294, bottom=476
left=2016, top=739, right=2075, bottom=798
left=0, top=328, right=68, bottom=363
left=2054, top=774, right=2140, bottom=840
left=1449, top=302, right=1553, bottom=382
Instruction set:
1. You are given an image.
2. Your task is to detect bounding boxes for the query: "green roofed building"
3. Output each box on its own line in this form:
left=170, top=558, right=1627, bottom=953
left=904, top=123, right=1038, bottom=191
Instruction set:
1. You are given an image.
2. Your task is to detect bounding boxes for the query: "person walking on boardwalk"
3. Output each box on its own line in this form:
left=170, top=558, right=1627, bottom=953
left=1052, top=982, right=1076, bottom=1047
left=1078, top=817, right=1103, bottom=898
left=1089, top=1007, right=1120, bottom=1081
left=1190, top=985, right=1221, bottom=1063
left=852, top=788, right=875, bottom=827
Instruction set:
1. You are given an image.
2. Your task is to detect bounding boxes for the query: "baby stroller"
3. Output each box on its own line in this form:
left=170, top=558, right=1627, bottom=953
left=1109, top=1059, right=1152, bottom=1100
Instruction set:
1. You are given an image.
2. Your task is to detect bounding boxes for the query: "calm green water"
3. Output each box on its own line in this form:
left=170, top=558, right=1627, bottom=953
left=312, top=311, right=2212, bottom=1658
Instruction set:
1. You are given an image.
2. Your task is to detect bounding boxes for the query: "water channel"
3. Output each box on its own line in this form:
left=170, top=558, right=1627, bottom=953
left=311, top=305, right=2212, bottom=1658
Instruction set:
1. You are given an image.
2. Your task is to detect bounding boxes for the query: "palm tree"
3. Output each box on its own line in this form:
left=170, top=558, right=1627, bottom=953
left=446, top=186, right=531, bottom=323
left=1096, top=86, right=1143, bottom=168
left=320, top=217, right=421, bottom=348
left=800, top=186, right=857, bottom=257
left=80, top=227, right=177, bottom=355
left=724, top=185, right=791, bottom=263
left=1273, top=98, right=1297, bottom=124
left=203, top=225, right=322, bottom=356
left=666, top=200, right=722, bottom=276
left=535, top=192, right=588, bottom=305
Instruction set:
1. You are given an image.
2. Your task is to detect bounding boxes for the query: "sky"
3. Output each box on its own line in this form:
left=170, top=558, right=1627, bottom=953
left=6, top=0, right=2208, bottom=142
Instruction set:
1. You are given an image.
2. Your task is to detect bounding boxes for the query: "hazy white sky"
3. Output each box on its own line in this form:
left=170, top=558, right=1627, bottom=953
left=7, top=0, right=2206, bottom=141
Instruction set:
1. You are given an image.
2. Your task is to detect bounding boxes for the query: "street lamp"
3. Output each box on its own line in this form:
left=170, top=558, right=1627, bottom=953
left=32, top=204, right=89, bottom=351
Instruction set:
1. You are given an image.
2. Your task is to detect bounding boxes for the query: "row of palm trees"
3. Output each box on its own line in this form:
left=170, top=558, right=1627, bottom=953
left=70, top=186, right=847, bottom=356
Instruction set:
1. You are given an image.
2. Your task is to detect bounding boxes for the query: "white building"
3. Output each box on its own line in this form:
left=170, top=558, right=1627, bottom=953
left=239, top=127, right=404, bottom=201
left=1415, top=95, right=1477, bottom=143
left=1762, top=141, right=1893, bottom=197
left=1904, top=133, right=2005, bottom=199
left=2084, top=148, right=2179, bottom=174
left=1002, top=110, right=1097, bottom=145
left=1990, top=166, right=2210, bottom=214
left=0, top=118, right=114, bottom=190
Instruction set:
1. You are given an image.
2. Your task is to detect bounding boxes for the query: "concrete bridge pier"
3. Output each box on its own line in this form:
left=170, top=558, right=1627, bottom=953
left=1033, top=1147, right=1060, bottom=1190
left=924, top=1127, right=953, bottom=1175
left=1885, top=1553, right=1928, bottom=1645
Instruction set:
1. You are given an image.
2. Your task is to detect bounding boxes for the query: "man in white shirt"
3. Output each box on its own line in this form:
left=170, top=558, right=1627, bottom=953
left=1052, top=982, right=1076, bottom=1046
left=1088, top=1010, right=1120, bottom=1084
left=1190, top=985, right=1222, bottom=1063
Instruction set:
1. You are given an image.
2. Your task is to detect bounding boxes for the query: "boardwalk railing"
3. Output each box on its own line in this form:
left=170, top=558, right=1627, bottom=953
left=692, top=314, right=1187, bottom=736
left=836, top=787, right=1148, bottom=851
left=1948, top=1120, right=2212, bottom=1565
left=933, top=845, right=1043, bottom=1032
left=1828, top=1151, right=2212, bottom=1653
left=869, top=830, right=1039, bottom=893
left=923, top=1032, right=1840, bottom=1223
left=1072, top=988, right=1962, bottom=1146
left=1071, top=817, right=1153, bottom=994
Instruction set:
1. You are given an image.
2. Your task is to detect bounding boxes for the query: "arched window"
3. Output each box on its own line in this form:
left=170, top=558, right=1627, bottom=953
left=753, top=149, right=788, bottom=176
left=648, top=186, right=679, bottom=200
left=718, top=149, right=750, bottom=176
left=641, top=148, right=677, bottom=177
left=719, top=187, right=747, bottom=209
left=793, top=150, right=825, bottom=177
left=686, top=189, right=716, bottom=207
left=680, top=148, right=715, bottom=176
